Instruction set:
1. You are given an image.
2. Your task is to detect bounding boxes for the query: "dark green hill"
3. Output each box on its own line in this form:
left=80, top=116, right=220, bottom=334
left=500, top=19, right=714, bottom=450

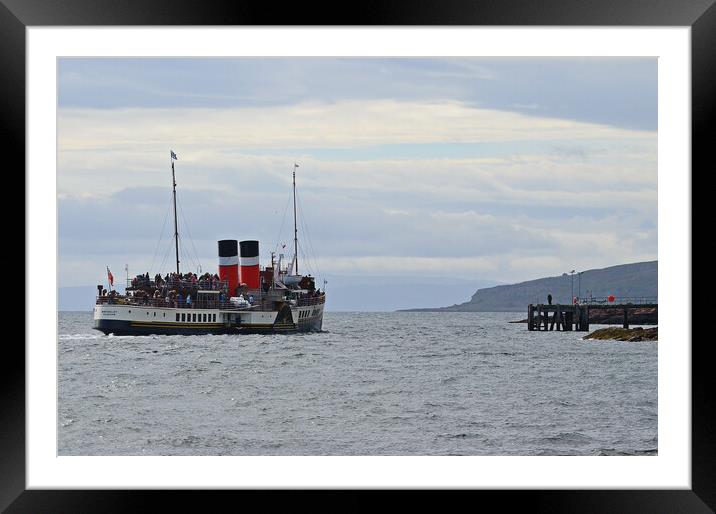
left=401, top=260, right=657, bottom=312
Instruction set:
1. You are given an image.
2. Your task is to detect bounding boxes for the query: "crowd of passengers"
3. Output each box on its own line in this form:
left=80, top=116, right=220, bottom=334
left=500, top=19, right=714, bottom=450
left=99, top=271, right=230, bottom=308
left=131, top=271, right=225, bottom=292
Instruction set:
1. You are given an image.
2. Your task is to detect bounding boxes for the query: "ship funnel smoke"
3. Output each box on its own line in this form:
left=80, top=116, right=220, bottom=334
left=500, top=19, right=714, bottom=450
left=218, top=239, right=239, bottom=295
left=240, top=240, right=260, bottom=289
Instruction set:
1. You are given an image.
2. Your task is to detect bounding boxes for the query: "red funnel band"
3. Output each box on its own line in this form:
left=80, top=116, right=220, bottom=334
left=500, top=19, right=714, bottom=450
left=240, top=265, right=260, bottom=289
left=219, top=265, right=239, bottom=295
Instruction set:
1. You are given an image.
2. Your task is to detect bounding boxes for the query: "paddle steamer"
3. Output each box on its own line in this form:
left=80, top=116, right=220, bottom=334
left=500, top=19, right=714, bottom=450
left=93, top=156, right=325, bottom=335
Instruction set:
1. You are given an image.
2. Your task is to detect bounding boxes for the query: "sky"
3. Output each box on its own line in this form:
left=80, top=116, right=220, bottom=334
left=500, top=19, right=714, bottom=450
left=57, top=57, right=657, bottom=308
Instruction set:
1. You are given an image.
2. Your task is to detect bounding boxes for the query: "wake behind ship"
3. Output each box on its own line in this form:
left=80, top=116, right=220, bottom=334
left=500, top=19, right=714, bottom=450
left=93, top=157, right=325, bottom=335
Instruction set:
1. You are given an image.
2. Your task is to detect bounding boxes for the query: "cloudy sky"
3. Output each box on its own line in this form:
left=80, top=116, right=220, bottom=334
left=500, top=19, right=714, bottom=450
left=57, top=58, right=657, bottom=306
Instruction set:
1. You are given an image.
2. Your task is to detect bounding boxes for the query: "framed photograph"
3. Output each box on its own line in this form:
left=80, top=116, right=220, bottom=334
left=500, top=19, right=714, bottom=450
left=6, top=0, right=710, bottom=510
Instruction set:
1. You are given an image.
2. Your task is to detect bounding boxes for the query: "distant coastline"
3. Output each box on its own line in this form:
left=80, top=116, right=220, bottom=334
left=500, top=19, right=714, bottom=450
left=398, top=261, right=657, bottom=313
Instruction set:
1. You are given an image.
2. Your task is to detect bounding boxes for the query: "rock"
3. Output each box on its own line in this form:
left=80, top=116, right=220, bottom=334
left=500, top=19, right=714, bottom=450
left=583, top=327, right=657, bottom=342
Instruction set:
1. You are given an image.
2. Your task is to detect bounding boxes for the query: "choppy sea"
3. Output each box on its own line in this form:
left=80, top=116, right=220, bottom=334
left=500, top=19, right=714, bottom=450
left=58, top=311, right=657, bottom=456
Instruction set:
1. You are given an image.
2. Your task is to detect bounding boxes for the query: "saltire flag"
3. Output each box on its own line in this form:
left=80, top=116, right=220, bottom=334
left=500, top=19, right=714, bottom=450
left=171, top=150, right=178, bottom=160
left=107, top=267, right=114, bottom=287
left=294, top=163, right=299, bottom=168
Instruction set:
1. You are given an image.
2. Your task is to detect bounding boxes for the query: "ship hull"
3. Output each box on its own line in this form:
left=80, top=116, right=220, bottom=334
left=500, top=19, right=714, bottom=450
left=93, top=303, right=324, bottom=336
left=93, top=318, right=229, bottom=336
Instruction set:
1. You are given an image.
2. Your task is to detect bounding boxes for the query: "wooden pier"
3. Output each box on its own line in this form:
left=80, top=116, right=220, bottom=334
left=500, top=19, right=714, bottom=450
left=527, top=301, right=658, bottom=332
left=528, top=304, right=589, bottom=331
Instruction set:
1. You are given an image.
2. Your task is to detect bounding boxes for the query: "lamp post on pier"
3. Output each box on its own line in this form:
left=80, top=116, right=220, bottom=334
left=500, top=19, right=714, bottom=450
left=570, top=270, right=575, bottom=302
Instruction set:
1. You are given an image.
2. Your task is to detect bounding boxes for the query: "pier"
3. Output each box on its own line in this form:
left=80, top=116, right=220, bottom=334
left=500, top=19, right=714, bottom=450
left=528, top=304, right=590, bottom=331
left=527, top=298, right=658, bottom=332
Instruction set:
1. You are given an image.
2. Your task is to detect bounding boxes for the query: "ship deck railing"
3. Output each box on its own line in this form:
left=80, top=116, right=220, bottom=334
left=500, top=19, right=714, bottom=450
left=578, top=296, right=658, bottom=306
left=97, top=290, right=326, bottom=309
left=96, top=296, right=245, bottom=311
left=294, top=294, right=326, bottom=306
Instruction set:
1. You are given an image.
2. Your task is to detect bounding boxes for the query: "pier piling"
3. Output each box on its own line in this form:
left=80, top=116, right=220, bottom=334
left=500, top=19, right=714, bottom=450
left=527, top=301, right=655, bottom=333
left=527, top=303, right=601, bottom=332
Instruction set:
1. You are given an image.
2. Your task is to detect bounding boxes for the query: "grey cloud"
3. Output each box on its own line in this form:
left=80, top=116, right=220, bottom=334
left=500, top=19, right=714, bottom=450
left=58, top=57, right=656, bottom=131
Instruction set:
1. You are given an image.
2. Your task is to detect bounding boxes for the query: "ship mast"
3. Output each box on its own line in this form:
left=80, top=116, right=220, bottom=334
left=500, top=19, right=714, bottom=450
left=171, top=151, right=180, bottom=275
left=293, top=163, right=299, bottom=275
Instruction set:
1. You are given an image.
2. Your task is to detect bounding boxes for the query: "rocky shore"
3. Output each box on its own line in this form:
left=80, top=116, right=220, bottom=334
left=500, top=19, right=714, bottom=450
left=583, top=327, right=658, bottom=342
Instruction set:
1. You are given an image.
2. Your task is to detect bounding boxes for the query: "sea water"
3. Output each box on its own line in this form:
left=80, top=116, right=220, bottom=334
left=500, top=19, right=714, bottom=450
left=58, top=311, right=657, bottom=456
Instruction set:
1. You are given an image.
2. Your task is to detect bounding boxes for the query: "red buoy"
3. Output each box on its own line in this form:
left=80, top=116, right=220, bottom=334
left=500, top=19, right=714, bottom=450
left=608, top=295, right=615, bottom=302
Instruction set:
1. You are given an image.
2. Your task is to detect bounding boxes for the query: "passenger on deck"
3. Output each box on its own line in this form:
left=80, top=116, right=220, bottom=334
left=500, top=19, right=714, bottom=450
left=186, top=294, right=192, bottom=307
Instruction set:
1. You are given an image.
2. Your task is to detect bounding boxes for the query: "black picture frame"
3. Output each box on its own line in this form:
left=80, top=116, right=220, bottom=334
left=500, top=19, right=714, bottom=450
left=4, top=0, right=709, bottom=511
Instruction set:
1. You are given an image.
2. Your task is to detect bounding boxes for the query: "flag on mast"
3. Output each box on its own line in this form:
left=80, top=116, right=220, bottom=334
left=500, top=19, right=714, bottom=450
left=107, top=267, right=114, bottom=288
left=171, top=150, right=178, bottom=160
